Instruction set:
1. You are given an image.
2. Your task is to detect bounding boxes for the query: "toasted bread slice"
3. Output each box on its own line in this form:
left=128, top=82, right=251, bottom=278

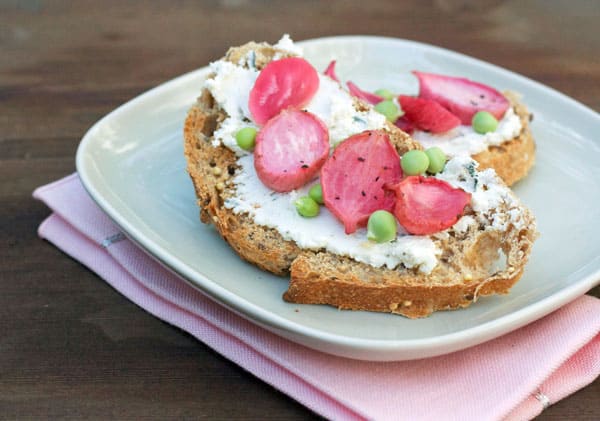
left=184, top=41, right=537, bottom=318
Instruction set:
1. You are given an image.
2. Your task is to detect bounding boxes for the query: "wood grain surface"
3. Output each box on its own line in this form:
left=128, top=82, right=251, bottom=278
left=1, top=0, right=598, bottom=419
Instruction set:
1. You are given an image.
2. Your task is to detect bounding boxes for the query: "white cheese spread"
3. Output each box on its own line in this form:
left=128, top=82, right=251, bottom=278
left=436, top=156, right=526, bottom=232
left=412, top=107, right=522, bottom=157
left=204, top=60, right=259, bottom=156
left=273, top=33, right=303, bottom=57
left=306, top=76, right=387, bottom=145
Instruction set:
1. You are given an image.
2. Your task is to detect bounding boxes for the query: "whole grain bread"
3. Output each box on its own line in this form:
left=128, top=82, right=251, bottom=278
left=184, top=42, right=537, bottom=318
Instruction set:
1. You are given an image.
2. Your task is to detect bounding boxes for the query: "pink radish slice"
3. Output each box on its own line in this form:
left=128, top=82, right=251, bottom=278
left=414, top=71, right=510, bottom=124
left=398, top=95, right=461, bottom=134
left=254, top=109, right=329, bottom=192
left=385, top=176, right=471, bottom=235
left=249, top=57, right=320, bottom=125
left=323, top=60, right=340, bottom=82
left=320, top=130, right=402, bottom=234
left=346, top=81, right=383, bottom=105
left=394, top=116, right=415, bottom=134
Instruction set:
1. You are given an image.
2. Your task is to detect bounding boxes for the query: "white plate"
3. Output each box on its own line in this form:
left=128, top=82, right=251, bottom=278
left=76, top=36, right=600, bottom=361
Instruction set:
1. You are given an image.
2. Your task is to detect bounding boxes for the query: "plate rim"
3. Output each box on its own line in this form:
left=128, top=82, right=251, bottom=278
left=76, top=35, right=600, bottom=360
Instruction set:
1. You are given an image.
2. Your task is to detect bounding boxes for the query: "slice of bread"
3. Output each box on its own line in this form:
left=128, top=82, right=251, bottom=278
left=184, top=41, right=537, bottom=318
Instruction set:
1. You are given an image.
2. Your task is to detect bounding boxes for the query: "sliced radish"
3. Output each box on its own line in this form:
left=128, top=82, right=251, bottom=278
left=394, top=116, right=415, bottom=134
left=321, top=130, right=402, bottom=234
left=323, top=60, right=340, bottom=82
left=346, top=81, right=383, bottom=105
left=398, top=95, right=461, bottom=133
left=414, top=71, right=510, bottom=124
left=386, top=176, right=471, bottom=235
left=249, top=57, right=319, bottom=125
left=254, top=110, right=329, bottom=192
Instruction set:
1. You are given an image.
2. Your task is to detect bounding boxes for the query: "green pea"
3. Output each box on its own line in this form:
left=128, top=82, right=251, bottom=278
left=295, top=196, right=320, bottom=218
left=401, top=150, right=429, bottom=176
left=308, top=183, right=324, bottom=205
left=374, top=88, right=395, bottom=100
left=374, top=100, right=402, bottom=123
left=235, top=127, right=257, bottom=150
left=367, top=210, right=397, bottom=243
left=425, top=147, right=447, bottom=174
left=472, top=111, right=498, bottom=134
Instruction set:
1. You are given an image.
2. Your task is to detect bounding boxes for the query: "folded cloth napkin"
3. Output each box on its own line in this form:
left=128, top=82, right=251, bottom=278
left=34, top=174, right=600, bottom=421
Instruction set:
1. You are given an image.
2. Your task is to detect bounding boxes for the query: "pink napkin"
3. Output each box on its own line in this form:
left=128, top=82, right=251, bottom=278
left=34, top=174, right=600, bottom=421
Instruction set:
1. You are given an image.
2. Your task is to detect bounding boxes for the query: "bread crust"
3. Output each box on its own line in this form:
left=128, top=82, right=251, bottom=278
left=184, top=43, right=537, bottom=318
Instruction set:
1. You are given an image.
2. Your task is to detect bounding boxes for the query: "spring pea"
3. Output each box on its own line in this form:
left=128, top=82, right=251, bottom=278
left=425, top=147, right=447, bottom=174
left=401, top=150, right=430, bottom=175
left=472, top=111, right=498, bottom=134
left=367, top=210, right=397, bottom=243
left=308, top=183, right=324, bottom=205
left=295, top=196, right=320, bottom=218
left=374, top=88, right=395, bottom=100
left=235, top=127, right=257, bottom=150
left=374, top=100, right=402, bottom=123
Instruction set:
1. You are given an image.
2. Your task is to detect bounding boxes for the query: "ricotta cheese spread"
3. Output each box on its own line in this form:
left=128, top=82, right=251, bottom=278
left=204, top=35, right=523, bottom=274
left=435, top=156, right=527, bottom=232
left=412, top=107, right=522, bottom=157
left=273, top=33, right=303, bottom=57
left=204, top=60, right=259, bottom=155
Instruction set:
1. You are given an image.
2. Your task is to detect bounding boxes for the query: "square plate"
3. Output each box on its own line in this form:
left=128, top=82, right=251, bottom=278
left=76, top=36, right=600, bottom=361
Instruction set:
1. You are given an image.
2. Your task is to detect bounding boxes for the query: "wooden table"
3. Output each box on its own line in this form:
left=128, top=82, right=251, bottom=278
left=2, top=1, right=598, bottom=419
